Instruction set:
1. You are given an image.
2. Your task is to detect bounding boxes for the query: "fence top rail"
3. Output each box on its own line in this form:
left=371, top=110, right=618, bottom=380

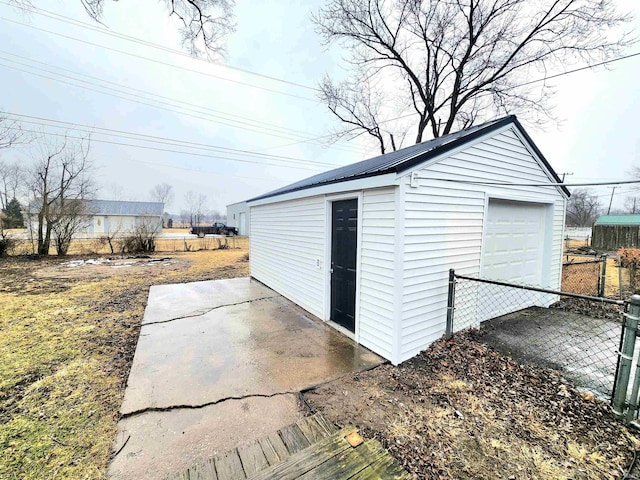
left=562, top=260, right=603, bottom=266
left=453, top=273, right=626, bottom=306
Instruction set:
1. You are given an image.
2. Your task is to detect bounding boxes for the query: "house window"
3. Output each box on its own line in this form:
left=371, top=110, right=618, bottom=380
left=233, top=214, right=236, bottom=219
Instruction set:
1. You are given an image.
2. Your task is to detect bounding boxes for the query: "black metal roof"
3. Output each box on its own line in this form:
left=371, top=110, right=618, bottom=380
left=249, top=115, right=569, bottom=202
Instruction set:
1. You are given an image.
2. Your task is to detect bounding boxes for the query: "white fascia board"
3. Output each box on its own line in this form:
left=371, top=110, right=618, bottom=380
left=226, top=201, right=248, bottom=209
left=247, top=173, right=399, bottom=207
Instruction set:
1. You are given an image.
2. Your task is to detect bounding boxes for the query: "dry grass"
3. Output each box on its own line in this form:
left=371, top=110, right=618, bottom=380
left=561, top=255, right=630, bottom=298
left=3, top=229, right=248, bottom=256
left=0, top=247, right=249, bottom=479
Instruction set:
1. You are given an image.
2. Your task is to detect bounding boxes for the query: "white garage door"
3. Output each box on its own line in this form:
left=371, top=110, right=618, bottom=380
left=479, top=199, right=548, bottom=321
left=482, top=199, right=547, bottom=284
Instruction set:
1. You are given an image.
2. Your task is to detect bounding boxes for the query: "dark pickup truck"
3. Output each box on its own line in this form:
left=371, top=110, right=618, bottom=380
left=190, top=222, right=238, bottom=237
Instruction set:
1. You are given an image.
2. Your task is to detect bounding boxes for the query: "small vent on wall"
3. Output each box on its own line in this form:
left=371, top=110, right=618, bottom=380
left=410, top=172, right=420, bottom=188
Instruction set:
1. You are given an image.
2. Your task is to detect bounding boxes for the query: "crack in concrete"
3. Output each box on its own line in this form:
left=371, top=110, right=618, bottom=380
left=141, top=295, right=279, bottom=327
left=120, top=390, right=297, bottom=420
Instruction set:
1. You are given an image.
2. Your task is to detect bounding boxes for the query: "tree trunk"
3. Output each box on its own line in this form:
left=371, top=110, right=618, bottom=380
left=37, top=211, right=47, bottom=255
left=42, top=223, right=52, bottom=255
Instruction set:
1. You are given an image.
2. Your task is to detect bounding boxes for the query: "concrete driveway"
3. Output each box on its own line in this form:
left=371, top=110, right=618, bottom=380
left=108, top=277, right=383, bottom=480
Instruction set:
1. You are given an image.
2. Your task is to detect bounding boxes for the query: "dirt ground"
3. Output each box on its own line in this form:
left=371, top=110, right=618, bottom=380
left=305, top=333, right=640, bottom=480
left=561, top=255, right=628, bottom=298
left=0, top=247, right=249, bottom=479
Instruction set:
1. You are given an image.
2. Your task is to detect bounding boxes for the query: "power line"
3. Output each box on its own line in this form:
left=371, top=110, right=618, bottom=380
left=0, top=57, right=362, bottom=154
left=368, top=51, right=640, bottom=128
left=265, top=46, right=640, bottom=149
left=435, top=179, right=640, bottom=187
left=1, top=111, right=341, bottom=168
left=0, top=1, right=321, bottom=93
left=10, top=126, right=327, bottom=171
left=0, top=49, right=321, bottom=141
left=516, top=52, right=640, bottom=89
left=0, top=15, right=318, bottom=102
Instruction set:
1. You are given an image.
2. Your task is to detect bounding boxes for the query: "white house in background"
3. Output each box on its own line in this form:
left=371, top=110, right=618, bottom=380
left=85, top=200, right=163, bottom=235
left=226, top=201, right=249, bottom=236
left=247, top=115, right=569, bottom=365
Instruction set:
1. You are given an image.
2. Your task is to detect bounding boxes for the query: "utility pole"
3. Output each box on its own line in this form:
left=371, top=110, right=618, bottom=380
left=560, top=172, right=574, bottom=182
left=608, top=186, right=617, bottom=214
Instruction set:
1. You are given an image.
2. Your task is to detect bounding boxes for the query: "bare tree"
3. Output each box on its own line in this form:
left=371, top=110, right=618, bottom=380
left=566, top=188, right=601, bottom=227
left=28, top=131, right=94, bottom=255
left=185, top=191, right=197, bottom=226
left=0, top=160, right=23, bottom=210
left=179, top=209, right=191, bottom=227
left=194, top=193, right=207, bottom=226
left=150, top=182, right=174, bottom=209
left=314, top=0, right=633, bottom=154
left=0, top=114, right=23, bottom=150
left=51, top=198, right=91, bottom=255
left=0, top=115, right=27, bottom=210
left=10, top=0, right=234, bottom=57
left=185, top=190, right=207, bottom=226
left=625, top=196, right=640, bottom=214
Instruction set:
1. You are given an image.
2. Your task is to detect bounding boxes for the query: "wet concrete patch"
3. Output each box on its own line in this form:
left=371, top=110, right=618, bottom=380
left=110, top=277, right=384, bottom=479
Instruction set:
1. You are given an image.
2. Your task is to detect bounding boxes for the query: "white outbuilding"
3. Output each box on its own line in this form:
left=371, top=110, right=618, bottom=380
left=247, top=116, right=569, bottom=365
left=226, top=201, right=249, bottom=236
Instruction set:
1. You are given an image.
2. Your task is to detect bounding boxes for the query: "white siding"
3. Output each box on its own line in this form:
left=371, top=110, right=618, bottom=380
left=358, top=187, right=397, bottom=361
left=226, top=202, right=250, bottom=236
left=249, top=188, right=398, bottom=362
left=399, top=127, right=566, bottom=362
left=250, top=196, right=326, bottom=318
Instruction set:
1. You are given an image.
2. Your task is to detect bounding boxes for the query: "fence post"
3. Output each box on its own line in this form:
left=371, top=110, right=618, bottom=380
left=626, top=354, right=640, bottom=424
left=445, top=269, right=456, bottom=339
left=619, top=254, right=624, bottom=300
left=612, top=295, right=640, bottom=419
left=599, top=255, right=607, bottom=297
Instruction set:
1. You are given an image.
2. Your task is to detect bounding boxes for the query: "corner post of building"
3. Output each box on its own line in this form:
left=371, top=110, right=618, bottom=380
left=612, top=295, right=640, bottom=419
left=445, top=269, right=456, bottom=340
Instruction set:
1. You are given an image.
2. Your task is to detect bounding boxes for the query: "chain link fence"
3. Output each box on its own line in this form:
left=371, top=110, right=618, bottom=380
left=446, top=271, right=626, bottom=397
left=562, top=257, right=604, bottom=296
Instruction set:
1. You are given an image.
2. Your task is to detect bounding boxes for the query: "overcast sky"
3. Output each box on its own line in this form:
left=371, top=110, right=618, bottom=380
left=1, top=0, right=639, bottom=215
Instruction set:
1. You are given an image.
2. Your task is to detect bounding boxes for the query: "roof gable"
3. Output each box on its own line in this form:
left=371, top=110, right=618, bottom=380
left=249, top=115, right=568, bottom=202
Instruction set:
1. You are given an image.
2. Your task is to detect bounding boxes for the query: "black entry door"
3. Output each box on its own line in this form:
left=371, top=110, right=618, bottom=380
left=330, top=199, right=358, bottom=332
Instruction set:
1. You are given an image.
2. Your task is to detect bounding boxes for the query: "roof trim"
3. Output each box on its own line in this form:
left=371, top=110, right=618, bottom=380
left=248, top=173, right=398, bottom=207
left=594, top=214, right=640, bottom=226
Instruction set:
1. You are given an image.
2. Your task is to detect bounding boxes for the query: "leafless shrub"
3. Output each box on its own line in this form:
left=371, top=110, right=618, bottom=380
left=120, top=218, right=160, bottom=254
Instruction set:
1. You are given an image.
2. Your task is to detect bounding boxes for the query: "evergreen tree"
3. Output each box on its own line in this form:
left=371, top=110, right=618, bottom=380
left=2, top=197, right=24, bottom=228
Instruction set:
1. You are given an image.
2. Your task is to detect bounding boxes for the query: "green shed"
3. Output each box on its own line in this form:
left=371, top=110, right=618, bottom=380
left=591, top=214, right=640, bottom=250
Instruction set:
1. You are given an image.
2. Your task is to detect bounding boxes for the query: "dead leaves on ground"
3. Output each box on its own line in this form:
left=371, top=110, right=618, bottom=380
left=307, top=333, right=640, bottom=479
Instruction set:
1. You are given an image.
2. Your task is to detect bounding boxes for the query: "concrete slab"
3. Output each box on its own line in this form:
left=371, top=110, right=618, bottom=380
left=141, top=277, right=275, bottom=325
left=109, top=395, right=301, bottom=480
left=109, top=277, right=384, bottom=479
